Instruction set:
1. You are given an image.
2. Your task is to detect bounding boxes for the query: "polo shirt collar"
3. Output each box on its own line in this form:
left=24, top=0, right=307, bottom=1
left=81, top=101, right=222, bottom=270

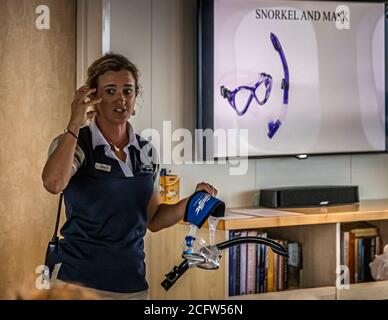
left=89, top=118, right=141, bottom=152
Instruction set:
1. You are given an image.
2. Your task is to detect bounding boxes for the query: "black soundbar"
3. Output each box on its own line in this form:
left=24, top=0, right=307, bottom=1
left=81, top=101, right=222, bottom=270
left=259, top=185, right=359, bottom=208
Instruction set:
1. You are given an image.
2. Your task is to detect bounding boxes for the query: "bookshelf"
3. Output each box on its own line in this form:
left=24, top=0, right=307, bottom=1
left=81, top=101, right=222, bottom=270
left=147, top=199, right=388, bottom=300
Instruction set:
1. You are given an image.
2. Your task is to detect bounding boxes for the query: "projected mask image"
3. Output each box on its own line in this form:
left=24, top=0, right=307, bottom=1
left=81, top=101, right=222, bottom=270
left=211, top=0, right=385, bottom=158
left=220, top=32, right=289, bottom=139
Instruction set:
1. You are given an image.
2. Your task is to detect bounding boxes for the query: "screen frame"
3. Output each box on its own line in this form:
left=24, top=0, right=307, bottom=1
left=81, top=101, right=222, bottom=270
left=197, top=0, right=388, bottom=160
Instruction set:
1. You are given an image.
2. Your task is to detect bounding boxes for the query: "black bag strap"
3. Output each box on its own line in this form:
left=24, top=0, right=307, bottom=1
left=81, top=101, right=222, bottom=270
left=51, top=193, right=63, bottom=242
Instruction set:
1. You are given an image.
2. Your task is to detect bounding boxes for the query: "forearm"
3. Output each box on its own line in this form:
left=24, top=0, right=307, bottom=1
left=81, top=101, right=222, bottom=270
left=148, top=197, right=189, bottom=232
left=42, top=123, right=80, bottom=194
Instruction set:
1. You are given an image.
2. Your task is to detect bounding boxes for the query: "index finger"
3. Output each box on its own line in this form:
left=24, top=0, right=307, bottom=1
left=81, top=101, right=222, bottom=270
left=79, top=88, right=96, bottom=102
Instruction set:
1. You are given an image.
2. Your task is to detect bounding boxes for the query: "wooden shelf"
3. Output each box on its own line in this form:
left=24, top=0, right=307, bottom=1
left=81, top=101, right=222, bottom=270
left=218, top=199, right=388, bottom=230
left=150, top=199, right=388, bottom=299
left=337, top=280, right=388, bottom=300
left=228, top=286, right=336, bottom=300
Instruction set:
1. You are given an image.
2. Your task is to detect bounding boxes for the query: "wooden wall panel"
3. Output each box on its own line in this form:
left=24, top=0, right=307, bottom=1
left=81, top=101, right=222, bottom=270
left=0, top=0, right=76, bottom=298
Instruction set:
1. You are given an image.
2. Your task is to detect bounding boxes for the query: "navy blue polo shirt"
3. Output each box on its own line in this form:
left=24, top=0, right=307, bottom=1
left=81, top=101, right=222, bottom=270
left=56, top=125, right=158, bottom=293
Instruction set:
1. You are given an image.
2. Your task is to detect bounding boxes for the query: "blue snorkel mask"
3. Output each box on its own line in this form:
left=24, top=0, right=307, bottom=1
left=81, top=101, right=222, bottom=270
left=161, top=191, right=289, bottom=291
left=221, top=32, right=290, bottom=139
left=182, top=192, right=225, bottom=269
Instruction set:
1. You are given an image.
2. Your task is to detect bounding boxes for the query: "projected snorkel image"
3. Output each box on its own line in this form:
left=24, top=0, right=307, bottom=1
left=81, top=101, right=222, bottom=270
left=220, top=32, right=289, bottom=139
left=213, top=0, right=385, bottom=158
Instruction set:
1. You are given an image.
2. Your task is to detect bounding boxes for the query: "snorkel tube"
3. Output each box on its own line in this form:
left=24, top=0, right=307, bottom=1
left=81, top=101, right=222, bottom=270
left=268, top=32, right=290, bottom=139
left=161, top=191, right=289, bottom=291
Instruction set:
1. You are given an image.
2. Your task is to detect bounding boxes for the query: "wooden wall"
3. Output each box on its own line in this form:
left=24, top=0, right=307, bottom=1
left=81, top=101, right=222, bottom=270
left=0, top=0, right=76, bottom=298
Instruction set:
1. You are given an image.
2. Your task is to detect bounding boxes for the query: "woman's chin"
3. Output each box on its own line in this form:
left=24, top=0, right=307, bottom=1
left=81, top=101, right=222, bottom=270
left=112, top=112, right=130, bottom=122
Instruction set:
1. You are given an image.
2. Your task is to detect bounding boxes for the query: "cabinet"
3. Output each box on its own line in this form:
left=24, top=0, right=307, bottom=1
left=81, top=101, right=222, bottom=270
left=146, top=199, right=388, bottom=300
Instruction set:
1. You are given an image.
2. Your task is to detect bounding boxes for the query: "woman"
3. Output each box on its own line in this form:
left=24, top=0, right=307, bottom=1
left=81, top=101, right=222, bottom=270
left=42, top=53, right=217, bottom=299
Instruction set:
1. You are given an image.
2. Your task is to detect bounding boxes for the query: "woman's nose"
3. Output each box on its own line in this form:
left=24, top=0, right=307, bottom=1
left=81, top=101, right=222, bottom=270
left=117, top=93, right=127, bottom=105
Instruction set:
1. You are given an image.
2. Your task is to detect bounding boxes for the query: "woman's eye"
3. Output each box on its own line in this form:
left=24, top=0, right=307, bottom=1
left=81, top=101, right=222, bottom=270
left=106, top=89, right=115, bottom=95
left=124, top=89, right=133, bottom=96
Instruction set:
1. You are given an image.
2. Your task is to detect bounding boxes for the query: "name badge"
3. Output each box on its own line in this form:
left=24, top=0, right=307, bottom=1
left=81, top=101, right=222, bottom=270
left=95, top=163, right=111, bottom=172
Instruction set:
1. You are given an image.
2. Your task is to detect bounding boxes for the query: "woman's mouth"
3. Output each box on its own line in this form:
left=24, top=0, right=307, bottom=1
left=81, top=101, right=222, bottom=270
left=113, top=107, right=126, bottom=113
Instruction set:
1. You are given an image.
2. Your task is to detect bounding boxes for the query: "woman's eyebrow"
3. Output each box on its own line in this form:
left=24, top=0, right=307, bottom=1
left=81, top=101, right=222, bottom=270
left=104, top=84, right=134, bottom=88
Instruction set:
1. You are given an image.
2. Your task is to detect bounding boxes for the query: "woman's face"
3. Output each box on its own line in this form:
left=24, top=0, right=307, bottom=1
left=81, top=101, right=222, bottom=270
left=95, top=69, right=137, bottom=125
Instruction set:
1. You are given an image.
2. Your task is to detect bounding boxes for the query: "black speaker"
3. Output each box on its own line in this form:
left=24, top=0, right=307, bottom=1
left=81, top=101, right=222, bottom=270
left=259, top=185, right=359, bottom=208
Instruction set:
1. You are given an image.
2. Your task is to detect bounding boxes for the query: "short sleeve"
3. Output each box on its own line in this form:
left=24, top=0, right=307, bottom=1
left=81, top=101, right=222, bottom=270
left=48, top=134, right=85, bottom=174
left=153, top=162, right=160, bottom=193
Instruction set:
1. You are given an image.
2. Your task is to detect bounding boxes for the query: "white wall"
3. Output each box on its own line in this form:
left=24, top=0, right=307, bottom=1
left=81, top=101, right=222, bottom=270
left=80, top=0, right=388, bottom=208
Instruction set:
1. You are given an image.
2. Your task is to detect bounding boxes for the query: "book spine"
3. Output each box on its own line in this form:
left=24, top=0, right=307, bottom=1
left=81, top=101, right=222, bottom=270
left=246, top=230, right=256, bottom=295
left=376, top=236, right=382, bottom=255
left=343, top=232, right=349, bottom=272
left=255, top=240, right=261, bottom=294
left=255, top=231, right=262, bottom=294
left=371, top=237, right=376, bottom=261
left=228, top=230, right=236, bottom=296
left=349, top=232, right=355, bottom=283
left=239, top=231, right=247, bottom=295
left=260, top=244, right=266, bottom=293
left=284, top=240, right=289, bottom=290
left=235, top=231, right=241, bottom=295
left=340, top=230, right=344, bottom=267
left=261, top=232, right=268, bottom=293
left=267, top=246, right=274, bottom=292
left=358, top=238, right=364, bottom=282
left=273, top=240, right=279, bottom=292
left=278, top=241, right=284, bottom=291
left=363, top=237, right=373, bottom=282
left=263, top=244, right=269, bottom=293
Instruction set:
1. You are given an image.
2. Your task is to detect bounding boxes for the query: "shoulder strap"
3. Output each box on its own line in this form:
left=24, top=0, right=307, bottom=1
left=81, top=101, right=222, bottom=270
left=51, top=193, right=63, bottom=242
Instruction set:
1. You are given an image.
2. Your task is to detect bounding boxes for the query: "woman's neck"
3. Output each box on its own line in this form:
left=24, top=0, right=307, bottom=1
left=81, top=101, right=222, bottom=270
left=95, top=117, right=128, bottom=146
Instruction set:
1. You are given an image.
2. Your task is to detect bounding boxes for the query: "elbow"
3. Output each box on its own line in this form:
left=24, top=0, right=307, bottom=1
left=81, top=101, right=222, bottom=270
left=147, top=222, right=163, bottom=233
left=42, top=176, right=64, bottom=195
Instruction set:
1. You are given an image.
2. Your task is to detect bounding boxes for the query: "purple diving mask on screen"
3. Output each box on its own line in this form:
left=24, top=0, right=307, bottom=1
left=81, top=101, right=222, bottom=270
left=220, top=32, right=290, bottom=139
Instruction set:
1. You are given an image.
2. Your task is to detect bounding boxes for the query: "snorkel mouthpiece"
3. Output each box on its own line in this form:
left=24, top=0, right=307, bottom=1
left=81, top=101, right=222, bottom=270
left=270, top=32, right=282, bottom=52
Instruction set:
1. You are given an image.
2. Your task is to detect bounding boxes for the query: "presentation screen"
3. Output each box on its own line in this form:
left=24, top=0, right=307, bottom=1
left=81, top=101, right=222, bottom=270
left=198, top=0, right=387, bottom=158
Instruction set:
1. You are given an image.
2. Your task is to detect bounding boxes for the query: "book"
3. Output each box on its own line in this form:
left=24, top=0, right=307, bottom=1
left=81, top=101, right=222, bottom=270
left=278, top=241, right=284, bottom=291
left=343, top=222, right=379, bottom=238
left=273, top=240, right=279, bottom=292
left=239, top=231, right=248, bottom=295
left=370, top=237, right=376, bottom=261
left=255, top=231, right=266, bottom=293
left=267, top=246, right=275, bottom=292
left=287, top=242, right=301, bottom=289
left=263, top=243, right=269, bottom=293
left=235, top=231, right=241, bottom=295
left=363, top=237, right=373, bottom=282
left=354, top=238, right=359, bottom=282
left=340, top=230, right=345, bottom=267
left=260, top=238, right=268, bottom=293
left=228, top=230, right=236, bottom=296
left=246, top=230, right=257, bottom=295
left=343, top=231, right=349, bottom=277
left=283, top=240, right=289, bottom=290
left=358, top=238, right=364, bottom=282
left=348, top=232, right=355, bottom=283
left=255, top=239, right=261, bottom=293
left=376, top=236, right=383, bottom=255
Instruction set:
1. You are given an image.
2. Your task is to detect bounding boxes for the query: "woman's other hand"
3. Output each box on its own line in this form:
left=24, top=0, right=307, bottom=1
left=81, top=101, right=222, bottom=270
left=69, top=86, right=102, bottom=128
left=195, top=182, right=218, bottom=197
